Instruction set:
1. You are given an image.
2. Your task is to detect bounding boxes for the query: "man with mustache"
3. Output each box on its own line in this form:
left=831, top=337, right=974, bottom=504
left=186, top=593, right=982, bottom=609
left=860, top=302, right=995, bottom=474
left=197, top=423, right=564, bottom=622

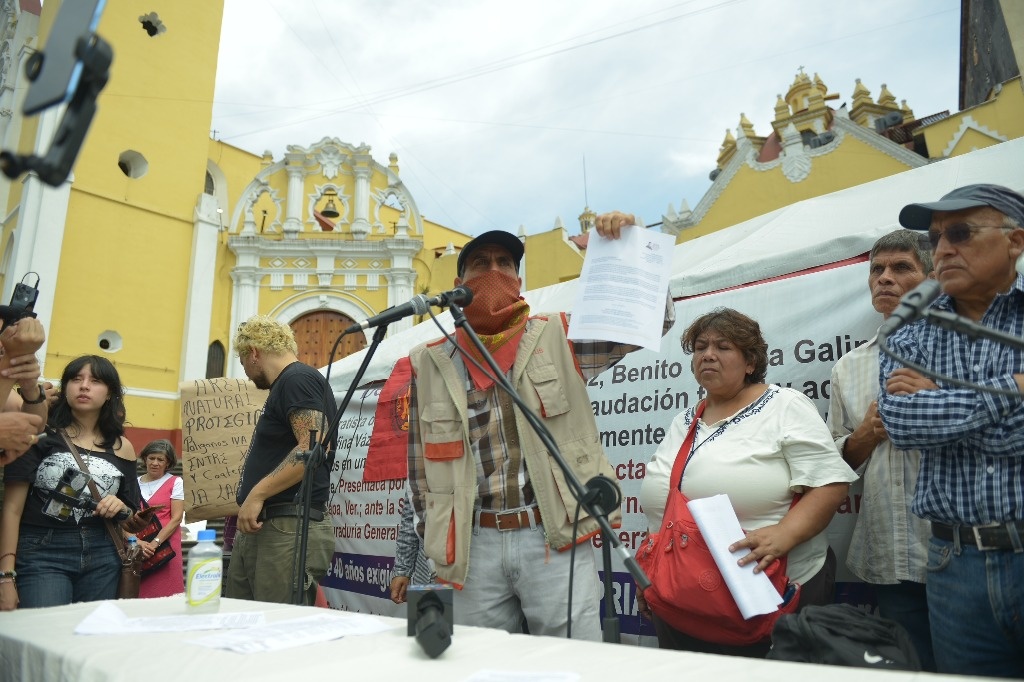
left=826, top=229, right=934, bottom=670
left=878, top=184, right=1024, bottom=677
left=407, top=213, right=672, bottom=640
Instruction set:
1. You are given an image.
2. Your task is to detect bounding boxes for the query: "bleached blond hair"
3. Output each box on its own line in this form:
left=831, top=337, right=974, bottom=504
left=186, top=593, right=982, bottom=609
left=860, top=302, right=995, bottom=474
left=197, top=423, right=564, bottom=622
left=234, top=315, right=297, bottom=356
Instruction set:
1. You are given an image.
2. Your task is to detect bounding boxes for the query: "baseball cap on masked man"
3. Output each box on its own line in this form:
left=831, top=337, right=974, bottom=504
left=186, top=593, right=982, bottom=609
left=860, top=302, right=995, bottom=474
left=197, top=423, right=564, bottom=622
left=456, top=230, right=524, bottom=279
left=898, top=183, right=1024, bottom=231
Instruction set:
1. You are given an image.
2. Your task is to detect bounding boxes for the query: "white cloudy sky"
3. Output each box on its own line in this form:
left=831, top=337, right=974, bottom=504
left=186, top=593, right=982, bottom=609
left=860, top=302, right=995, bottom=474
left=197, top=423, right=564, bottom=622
left=212, top=0, right=961, bottom=237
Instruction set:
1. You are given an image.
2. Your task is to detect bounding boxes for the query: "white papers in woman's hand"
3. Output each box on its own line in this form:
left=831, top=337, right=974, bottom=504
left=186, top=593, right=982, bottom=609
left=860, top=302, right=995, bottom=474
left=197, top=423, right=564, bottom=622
left=686, top=494, right=784, bottom=619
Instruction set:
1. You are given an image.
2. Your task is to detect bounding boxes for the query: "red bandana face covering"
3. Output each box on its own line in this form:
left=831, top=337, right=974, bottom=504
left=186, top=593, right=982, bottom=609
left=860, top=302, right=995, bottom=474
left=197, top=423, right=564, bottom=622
left=456, top=270, right=530, bottom=390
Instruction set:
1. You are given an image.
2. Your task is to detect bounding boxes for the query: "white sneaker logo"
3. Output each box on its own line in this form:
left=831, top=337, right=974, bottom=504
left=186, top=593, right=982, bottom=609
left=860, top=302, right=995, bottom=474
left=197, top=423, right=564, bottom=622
left=863, top=651, right=888, bottom=665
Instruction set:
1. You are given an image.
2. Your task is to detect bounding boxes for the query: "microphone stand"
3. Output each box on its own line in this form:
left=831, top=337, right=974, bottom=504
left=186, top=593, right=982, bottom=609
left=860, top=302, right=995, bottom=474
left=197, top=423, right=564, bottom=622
left=289, top=323, right=390, bottom=605
left=924, top=309, right=1024, bottom=350
left=448, top=301, right=648, bottom=643
left=879, top=308, right=1024, bottom=398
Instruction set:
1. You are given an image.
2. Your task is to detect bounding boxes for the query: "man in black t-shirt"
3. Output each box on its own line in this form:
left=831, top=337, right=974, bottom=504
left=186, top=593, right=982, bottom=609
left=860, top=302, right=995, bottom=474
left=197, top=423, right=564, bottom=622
left=225, top=316, right=336, bottom=605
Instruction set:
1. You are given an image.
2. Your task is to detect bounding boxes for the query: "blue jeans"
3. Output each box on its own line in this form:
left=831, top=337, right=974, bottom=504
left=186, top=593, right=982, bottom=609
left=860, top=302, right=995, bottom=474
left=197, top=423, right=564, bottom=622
left=455, top=522, right=602, bottom=640
left=926, top=536, right=1024, bottom=678
left=16, top=524, right=120, bottom=608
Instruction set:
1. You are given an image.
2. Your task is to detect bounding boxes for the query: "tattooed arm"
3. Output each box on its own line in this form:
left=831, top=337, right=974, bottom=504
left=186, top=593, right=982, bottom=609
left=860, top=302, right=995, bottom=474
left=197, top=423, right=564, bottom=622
left=236, top=408, right=324, bottom=533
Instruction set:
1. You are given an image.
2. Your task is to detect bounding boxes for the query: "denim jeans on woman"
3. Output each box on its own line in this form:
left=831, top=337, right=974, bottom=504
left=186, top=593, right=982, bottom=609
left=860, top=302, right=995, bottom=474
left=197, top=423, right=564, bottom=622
left=16, top=523, right=120, bottom=607
left=927, top=536, right=1024, bottom=678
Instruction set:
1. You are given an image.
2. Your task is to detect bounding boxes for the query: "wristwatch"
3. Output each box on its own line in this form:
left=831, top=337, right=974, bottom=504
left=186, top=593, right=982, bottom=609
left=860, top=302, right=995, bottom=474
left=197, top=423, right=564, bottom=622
left=17, top=384, right=46, bottom=405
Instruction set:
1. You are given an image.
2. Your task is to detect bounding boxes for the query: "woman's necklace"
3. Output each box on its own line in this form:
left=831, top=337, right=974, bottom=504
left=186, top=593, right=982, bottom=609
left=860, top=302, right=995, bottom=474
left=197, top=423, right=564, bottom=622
left=685, top=388, right=771, bottom=466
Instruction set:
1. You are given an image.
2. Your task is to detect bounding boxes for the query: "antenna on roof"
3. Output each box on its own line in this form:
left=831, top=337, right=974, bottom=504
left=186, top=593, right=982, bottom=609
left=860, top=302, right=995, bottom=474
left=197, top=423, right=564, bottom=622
left=582, top=154, right=590, bottom=207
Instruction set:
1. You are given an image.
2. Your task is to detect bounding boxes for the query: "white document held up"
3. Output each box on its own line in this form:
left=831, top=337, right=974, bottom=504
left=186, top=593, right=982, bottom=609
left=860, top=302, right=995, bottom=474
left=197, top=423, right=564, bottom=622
left=566, top=224, right=674, bottom=351
left=686, top=494, right=784, bottom=619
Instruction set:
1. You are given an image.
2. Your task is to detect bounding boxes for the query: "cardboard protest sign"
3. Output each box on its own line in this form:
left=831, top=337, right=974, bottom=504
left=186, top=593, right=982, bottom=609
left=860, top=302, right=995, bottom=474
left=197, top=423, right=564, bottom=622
left=179, top=378, right=268, bottom=521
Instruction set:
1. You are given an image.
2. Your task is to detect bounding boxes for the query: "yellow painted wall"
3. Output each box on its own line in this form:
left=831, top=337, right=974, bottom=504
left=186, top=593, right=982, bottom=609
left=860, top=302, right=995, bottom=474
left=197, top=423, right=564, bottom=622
left=680, top=135, right=916, bottom=242
left=525, top=228, right=585, bottom=288
left=33, top=1, right=225, bottom=430
left=917, top=76, right=1024, bottom=158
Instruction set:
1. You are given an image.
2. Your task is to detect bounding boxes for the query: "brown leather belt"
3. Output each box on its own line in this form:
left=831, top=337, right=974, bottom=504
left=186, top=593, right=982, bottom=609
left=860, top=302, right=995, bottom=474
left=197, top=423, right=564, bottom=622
left=477, top=506, right=541, bottom=531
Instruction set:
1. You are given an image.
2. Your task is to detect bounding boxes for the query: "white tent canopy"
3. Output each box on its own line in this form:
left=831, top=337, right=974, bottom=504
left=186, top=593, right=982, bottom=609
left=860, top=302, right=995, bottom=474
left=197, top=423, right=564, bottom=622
left=326, top=136, right=1024, bottom=393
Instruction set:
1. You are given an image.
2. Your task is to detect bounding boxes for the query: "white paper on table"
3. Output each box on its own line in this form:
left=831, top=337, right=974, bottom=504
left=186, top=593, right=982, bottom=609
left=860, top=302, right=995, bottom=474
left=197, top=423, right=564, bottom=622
left=75, top=602, right=265, bottom=634
left=566, top=225, right=674, bottom=351
left=188, top=613, right=397, bottom=654
left=686, top=494, right=784, bottom=619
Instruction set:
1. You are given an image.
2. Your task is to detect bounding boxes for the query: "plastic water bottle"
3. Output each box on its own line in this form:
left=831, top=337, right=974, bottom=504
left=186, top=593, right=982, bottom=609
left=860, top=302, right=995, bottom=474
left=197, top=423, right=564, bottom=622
left=186, top=529, right=222, bottom=613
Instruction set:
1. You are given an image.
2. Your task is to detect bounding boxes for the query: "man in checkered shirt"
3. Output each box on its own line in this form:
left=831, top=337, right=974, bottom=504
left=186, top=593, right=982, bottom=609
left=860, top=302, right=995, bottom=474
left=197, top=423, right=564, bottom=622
left=878, top=184, right=1024, bottom=678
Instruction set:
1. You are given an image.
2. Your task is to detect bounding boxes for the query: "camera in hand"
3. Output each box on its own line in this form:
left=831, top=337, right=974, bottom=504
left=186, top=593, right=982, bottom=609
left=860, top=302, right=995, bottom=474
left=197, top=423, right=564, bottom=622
left=43, top=466, right=130, bottom=521
left=0, top=272, right=40, bottom=329
left=407, top=584, right=453, bottom=658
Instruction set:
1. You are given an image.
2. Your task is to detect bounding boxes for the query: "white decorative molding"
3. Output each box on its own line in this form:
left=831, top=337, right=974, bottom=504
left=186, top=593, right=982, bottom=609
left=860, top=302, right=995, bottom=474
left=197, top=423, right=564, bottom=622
left=307, top=183, right=350, bottom=231
left=233, top=178, right=284, bottom=235
left=269, top=292, right=371, bottom=331
left=779, top=122, right=811, bottom=183
left=317, top=145, right=345, bottom=180
left=941, top=114, right=1008, bottom=158
left=372, top=186, right=416, bottom=236
left=831, top=116, right=926, bottom=167
left=125, top=387, right=181, bottom=401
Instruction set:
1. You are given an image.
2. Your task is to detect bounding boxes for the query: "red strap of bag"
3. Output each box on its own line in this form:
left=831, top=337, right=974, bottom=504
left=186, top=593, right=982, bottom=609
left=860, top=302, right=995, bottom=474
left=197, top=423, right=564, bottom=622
left=663, top=399, right=800, bottom=526
left=663, top=401, right=705, bottom=521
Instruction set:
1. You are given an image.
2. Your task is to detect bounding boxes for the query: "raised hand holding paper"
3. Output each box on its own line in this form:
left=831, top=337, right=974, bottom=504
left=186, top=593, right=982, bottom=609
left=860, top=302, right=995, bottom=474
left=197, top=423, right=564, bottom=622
left=567, top=224, right=674, bottom=350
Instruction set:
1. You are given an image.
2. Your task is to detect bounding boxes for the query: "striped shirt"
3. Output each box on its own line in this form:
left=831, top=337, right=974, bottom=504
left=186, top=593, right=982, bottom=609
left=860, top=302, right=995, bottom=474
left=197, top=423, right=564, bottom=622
left=827, top=335, right=929, bottom=584
left=395, top=490, right=435, bottom=585
left=877, top=274, right=1024, bottom=525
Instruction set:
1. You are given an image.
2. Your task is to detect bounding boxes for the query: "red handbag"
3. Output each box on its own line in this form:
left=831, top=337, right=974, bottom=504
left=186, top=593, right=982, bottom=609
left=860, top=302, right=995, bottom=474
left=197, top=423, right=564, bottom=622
left=636, top=401, right=800, bottom=646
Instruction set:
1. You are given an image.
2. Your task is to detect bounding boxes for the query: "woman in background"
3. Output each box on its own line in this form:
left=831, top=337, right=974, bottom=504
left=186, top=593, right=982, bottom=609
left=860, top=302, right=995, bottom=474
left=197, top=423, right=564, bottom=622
left=137, top=439, right=184, bottom=598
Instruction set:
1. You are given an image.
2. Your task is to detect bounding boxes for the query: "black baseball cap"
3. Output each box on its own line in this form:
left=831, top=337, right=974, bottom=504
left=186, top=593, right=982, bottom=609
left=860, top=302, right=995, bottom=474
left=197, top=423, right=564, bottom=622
left=899, top=183, right=1024, bottom=230
left=456, top=230, right=524, bottom=277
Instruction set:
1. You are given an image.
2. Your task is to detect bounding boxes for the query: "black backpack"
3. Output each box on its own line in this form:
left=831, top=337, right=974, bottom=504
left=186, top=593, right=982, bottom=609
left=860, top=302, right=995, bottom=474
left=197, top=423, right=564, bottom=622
left=767, top=604, right=922, bottom=671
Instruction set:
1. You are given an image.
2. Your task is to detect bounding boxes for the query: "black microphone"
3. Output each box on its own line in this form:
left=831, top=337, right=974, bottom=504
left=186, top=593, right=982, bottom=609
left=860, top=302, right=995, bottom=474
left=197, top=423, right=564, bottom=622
left=344, top=286, right=474, bottom=334
left=406, top=584, right=453, bottom=658
left=413, top=591, right=451, bottom=658
left=878, top=280, right=941, bottom=340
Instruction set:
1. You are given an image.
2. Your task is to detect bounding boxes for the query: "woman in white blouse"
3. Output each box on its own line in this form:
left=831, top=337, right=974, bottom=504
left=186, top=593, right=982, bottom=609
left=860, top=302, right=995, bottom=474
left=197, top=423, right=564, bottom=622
left=638, top=308, right=856, bottom=657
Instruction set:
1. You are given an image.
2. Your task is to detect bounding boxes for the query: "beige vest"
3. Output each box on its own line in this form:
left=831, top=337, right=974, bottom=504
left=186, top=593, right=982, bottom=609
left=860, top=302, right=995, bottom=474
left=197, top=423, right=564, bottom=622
left=409, top=314, right=621, bottom=587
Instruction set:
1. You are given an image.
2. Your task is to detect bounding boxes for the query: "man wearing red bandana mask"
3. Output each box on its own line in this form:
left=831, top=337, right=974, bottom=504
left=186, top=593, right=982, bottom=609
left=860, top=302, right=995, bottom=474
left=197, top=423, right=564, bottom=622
left=407, top=212, right=674, bottom=640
